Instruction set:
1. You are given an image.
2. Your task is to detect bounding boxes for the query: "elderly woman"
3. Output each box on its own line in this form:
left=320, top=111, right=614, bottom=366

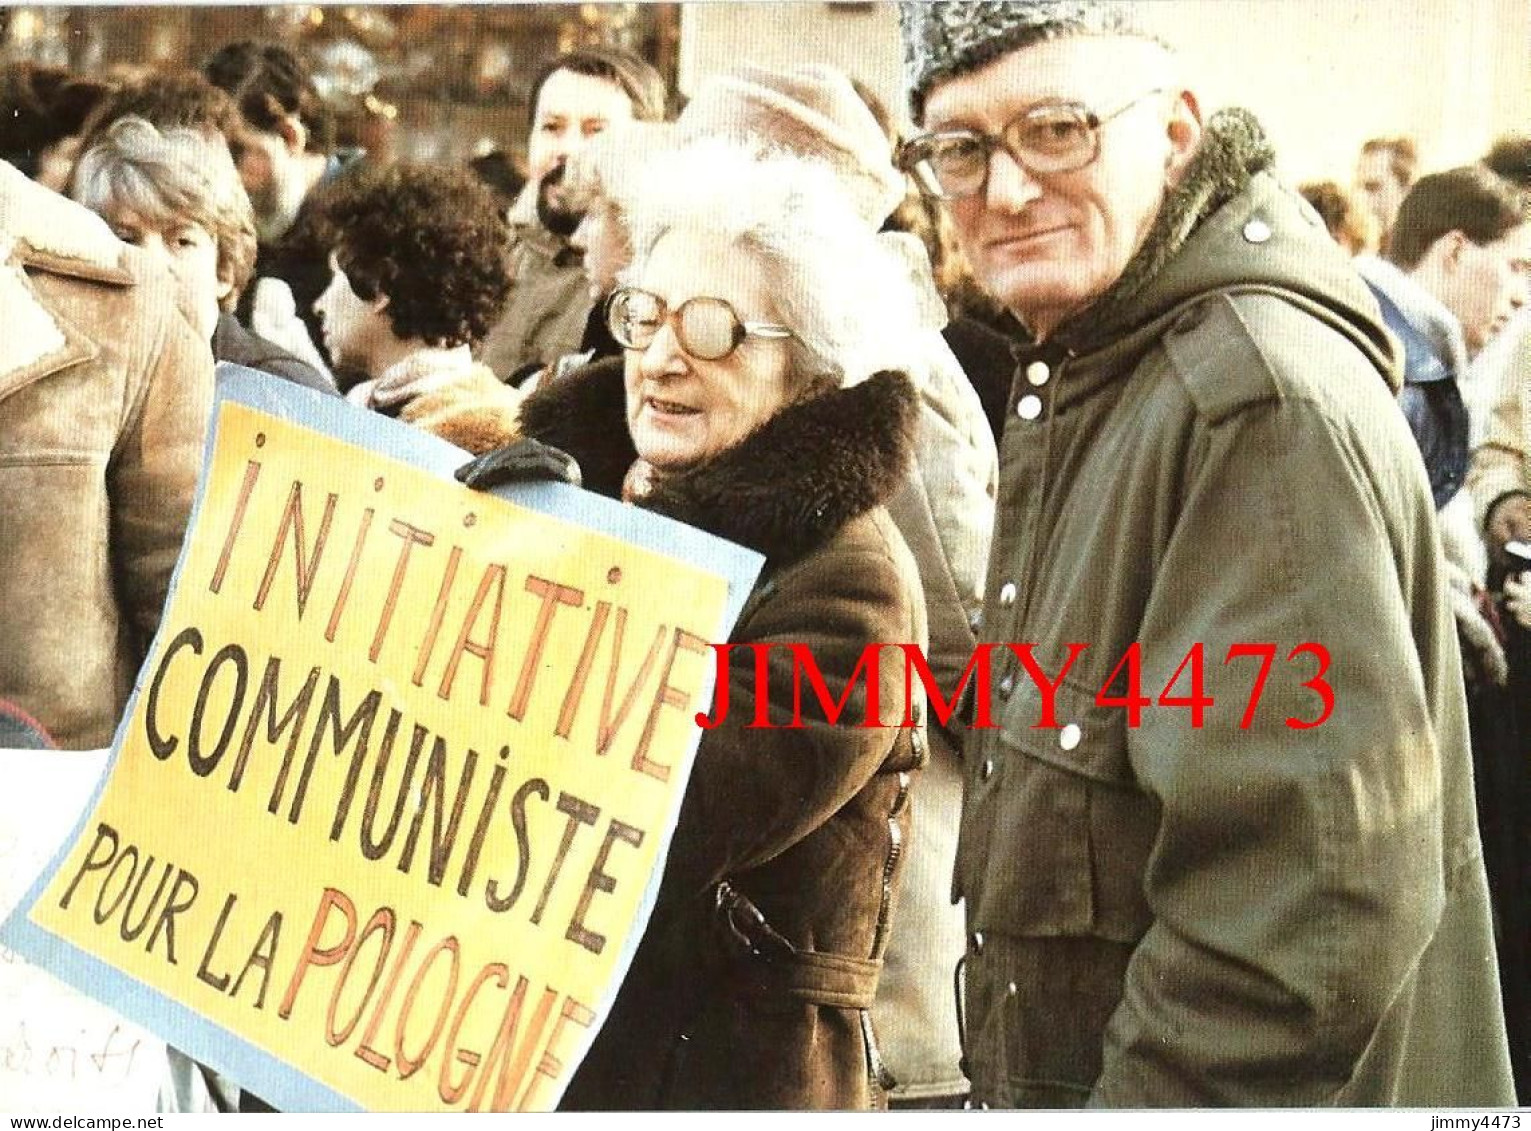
left=71, top=115, right=331, bottom=392
left=456, top=140, right=929, bottom=1110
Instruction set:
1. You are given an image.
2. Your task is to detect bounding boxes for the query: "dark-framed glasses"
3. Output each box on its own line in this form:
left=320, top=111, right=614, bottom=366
left=897, top=88, right=1166, bottom=200
left=605, top=286, right=793, bottom=362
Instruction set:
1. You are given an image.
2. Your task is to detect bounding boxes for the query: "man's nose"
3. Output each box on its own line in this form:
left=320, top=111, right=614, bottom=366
left=986, top=147, right=1045, bottom=213
left=548, top=136, right=584, bottom=169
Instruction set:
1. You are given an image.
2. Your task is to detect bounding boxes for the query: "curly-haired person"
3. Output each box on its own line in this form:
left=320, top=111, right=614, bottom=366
left=311, top=163, right=521, bottom=432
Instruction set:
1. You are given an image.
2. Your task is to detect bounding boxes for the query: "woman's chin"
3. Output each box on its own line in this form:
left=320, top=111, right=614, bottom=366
left=637, top=448, right=698, bottom=474
left=632, top=421, right=705, bottom=472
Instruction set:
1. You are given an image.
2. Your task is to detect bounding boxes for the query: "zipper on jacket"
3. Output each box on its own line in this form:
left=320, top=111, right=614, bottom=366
left=869, top=769, right=911, bottom=959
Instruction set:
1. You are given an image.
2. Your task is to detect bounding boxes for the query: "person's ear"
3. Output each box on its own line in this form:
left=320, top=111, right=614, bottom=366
left=1442, top=230, right=1469, bottom=272
left=1164, top=90, right=1202, bottom=188
left=278, top=114, right=308, bottom=155
left=216, top=272, right=235, bottom=304
left=1423, top=230, right=1469, bottom=277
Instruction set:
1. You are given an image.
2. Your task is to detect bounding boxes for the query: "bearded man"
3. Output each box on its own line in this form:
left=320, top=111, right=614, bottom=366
left=476, top=47, right=667, bottom=384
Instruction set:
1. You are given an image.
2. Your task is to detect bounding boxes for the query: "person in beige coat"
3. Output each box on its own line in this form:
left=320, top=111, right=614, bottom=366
left=0, top=161, right=212, bottom=750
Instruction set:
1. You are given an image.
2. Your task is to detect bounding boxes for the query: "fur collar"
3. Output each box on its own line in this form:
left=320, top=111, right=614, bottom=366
left=518, top=357, right=919, bottom=565
left=1, top=161, right=131, bottom=282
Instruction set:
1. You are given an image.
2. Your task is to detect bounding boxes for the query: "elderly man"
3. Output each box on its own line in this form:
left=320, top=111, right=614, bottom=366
left=896, top=1, right=1513, bottom=1108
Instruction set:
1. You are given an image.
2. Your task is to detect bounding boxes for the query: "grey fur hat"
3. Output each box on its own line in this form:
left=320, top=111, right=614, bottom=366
left=900, top=1, right=1155, bottom=120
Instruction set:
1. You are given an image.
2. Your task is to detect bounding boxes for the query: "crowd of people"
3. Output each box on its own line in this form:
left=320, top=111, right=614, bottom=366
left=2, top=0, right=1530, bottom=1112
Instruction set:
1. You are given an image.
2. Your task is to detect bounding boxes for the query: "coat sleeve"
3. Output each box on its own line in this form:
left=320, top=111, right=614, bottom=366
left=1090, top=386, right=1470, bottom=1105
left=110, top=295, right=214, bottom=659
left=660, top=529, right=920, bottom=900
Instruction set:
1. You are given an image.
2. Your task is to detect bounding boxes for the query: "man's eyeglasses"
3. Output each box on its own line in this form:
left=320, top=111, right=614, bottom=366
left=897, top=88, right=1166, bottom=200
left=605, top=287, right=794, bottom=362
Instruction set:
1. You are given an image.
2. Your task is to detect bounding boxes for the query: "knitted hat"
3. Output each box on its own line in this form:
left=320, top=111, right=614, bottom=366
left=676, top=64, right=905, bottom=228
left=900, top=1, right=1156, bottom=121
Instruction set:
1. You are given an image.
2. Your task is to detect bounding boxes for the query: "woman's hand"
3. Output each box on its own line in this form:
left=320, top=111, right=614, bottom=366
left=455, top=438, right=582, bottom=490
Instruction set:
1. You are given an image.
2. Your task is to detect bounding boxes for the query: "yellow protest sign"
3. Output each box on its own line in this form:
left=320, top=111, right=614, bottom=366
left=5, top=375, right=760, bottom=1112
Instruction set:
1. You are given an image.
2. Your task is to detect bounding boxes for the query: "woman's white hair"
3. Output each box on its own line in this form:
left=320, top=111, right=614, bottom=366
left=72, top=115, right=258, bottom=307
left=620, top=138, right=925, bottom=387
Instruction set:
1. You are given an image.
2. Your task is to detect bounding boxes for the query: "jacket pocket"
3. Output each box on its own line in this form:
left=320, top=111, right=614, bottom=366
left=959, top=676, right=1156, bottom=943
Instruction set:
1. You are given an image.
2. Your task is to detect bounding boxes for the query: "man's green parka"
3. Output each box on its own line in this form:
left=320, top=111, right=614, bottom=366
left=957, top=112, right=1516, bottom=1107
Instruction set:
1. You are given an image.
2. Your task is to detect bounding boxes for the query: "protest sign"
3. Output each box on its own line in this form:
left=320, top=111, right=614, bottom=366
left=0, top=749, right=166, bottom=1114
left=1, top=367, right=762, bottom=1112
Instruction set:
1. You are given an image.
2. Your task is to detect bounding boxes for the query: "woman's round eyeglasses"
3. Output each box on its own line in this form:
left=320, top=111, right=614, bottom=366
left=606, top=286, right=793, bottom=362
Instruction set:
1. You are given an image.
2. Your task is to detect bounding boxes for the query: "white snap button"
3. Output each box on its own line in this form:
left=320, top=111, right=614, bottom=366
left=998, top=581, right=1017, bottom=607
left=1059, top=723, right=1082, bottom=751
left=1243, top=218, right=1272, bottom=244
left=1017, top=394, right=1043, bottom=420
left=1025, top=360, right=1050, bottom=386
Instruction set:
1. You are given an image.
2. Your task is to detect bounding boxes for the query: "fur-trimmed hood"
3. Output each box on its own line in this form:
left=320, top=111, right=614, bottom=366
left=517, top=356, right=920, bottom=565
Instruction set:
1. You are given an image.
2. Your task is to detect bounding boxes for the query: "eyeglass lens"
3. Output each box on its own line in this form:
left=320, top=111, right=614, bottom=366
left=609, top=290, right=743, bottom=361
left=909, top=90, right=1163, bottom=199
left=920, top=104, right=1097, bottom=196
left=1007, top=105, right=1096, bottom=166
